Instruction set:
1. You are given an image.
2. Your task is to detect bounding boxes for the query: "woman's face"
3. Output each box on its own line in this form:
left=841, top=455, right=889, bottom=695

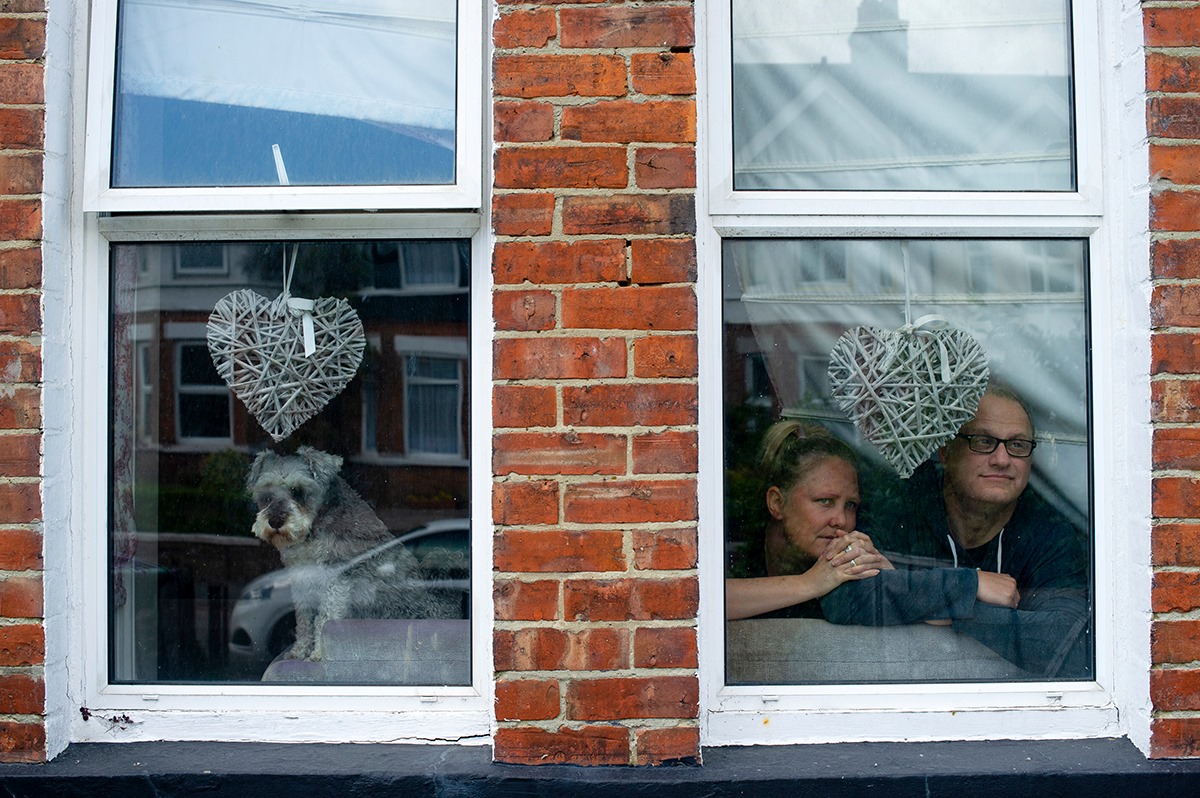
left=766, top=456, right=860, bottom=562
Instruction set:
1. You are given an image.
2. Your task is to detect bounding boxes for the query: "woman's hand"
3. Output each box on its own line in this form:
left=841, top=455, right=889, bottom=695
left=824, top=531, right=893, bottom=573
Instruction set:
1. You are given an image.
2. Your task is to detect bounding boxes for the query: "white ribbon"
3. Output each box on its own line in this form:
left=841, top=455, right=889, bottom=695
left=901, top=314, right=953, bottom=384
left=287, top=297, right=317, bottom=357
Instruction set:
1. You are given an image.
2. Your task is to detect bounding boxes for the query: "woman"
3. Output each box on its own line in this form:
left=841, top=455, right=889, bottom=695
left=726, top=420, right=891, bottom=620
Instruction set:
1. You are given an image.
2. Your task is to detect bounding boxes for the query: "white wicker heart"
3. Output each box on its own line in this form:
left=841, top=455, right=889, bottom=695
left=828, top=322, right=990, bottom=478
left=207, top=289, right=366, bottom=442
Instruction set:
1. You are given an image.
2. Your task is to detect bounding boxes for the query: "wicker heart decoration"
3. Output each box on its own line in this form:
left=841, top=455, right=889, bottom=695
left=828, top=321, right=990, bottom=478
left=207, top=289, right=366, bottom=442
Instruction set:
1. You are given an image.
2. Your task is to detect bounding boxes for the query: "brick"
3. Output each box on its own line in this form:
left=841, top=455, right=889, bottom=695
left=565, top=675, right=698, bottom=720
left=1153, top=380, right=1200, bottom=423
left=494, top=289, right=557, bottom=332
left=0, top=575, right=41, bottom=618
left=494, top=54, right=627, bottom=99
left=564, top=479, right=697, bottom=525
left=0, top=721, right=43, bottom=763
left=1146, top=8, right=1200, bottom=48
left=494, top=579, right=559, bottom=621
left=492, top=193, right=555, bottom=237
left=495, top=678, right=560, bottom=721
left=1152, top=668, right=1200, bottom=711
left=635, top=147, right=696, bottom=189
left=1152, top=619, right=1200, bottom=663
left=0, top=528, right=40, bottom=570
left=636, top=726, right=700, bottom=766
left=0, top=199, right=40, bottom=242
left=0, top=339, right=40, bottom=383
left=1154, top=523, right=1200, bottom=567
left=563, top=383, right=697, bottom=427
left=1149, top=96, right=1200, bottom=139
left=0, top=2, right=47, bottom=13
left=564, top=576, right=698, bottom=621
left=0, top=110, right=41, bottom=152
left=1153, top=238, right=1200, bottom=280
left=0, top=63, right=42, bottom=106
left=0, top=247, right=38, bottom=289
left=1147, top=52, right=1200, bottom=93
left=634, top=626, right=697, bottom=668
left=1152, top=284, right=1200, bottom=328
left=494, top=336, right=626, bottom=380
left=0, top=434, right=38, bottom=478
left=1151, top=145, right=1200, bottom=187
left=495, top=101, right=555, bottom=143
left=562, top=100, right=695, bottom=144
left=0, top=19, right=44, bottom=60
left=0, top=297, right=38, bottom=338
left=559, top=7, right=694, bottom=49
left=493, top=725, right=630, bottom=766
left=1151, top=717, right=1200, bottom=758
left=0, top=386, right=40, bottom=428
left=495, top=626, right=629, bottom=671
left=494, top=8, right=557, bottom=49
left=1151, top=333, right=1200, bottom=374
left=0, top=623, right=42, bottom=666
left=631, top=238, right=696, bottom=284
left=495, top=529, right=626, bottom=572
left=1153, top=191, right=1200, bottom=233
left=0, top=483, right=38, bottom=524
left=0, top=674, right=41, bottom=715
left=0, top=154, right=41, bottom=195
left=495, top=431, right=626, bottom=476
left=632, top=430, right=697, bottom=474
left=563, top=194, right=695, bottom=236
left=494, top=240, right=626, bottom=285
left=494, top=385, right=557, bottom=429
left=496, top=146, right=628, bottom=190
left=1153, top=476, right=1200, bottom=518
left=561, top=285, right=696, bottom=331
left=633, top=335, right=698, bottom=378
left=632, top=527, right=697, bottom=570
left=631, top=52, right=696, bottom=96
left=493, top=479, right=560, bottom=526
left=1154, top=427, right=1200, bottom=470
left=1153, top=570, right=1200, bottom=613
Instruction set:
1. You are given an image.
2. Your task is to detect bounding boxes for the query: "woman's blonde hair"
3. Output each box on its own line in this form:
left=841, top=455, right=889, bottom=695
left=759, top=419, right=858, bottom=492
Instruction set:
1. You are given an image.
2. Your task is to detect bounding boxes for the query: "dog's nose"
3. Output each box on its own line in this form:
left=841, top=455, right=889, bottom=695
left=267, top=504, right=288, bottom=530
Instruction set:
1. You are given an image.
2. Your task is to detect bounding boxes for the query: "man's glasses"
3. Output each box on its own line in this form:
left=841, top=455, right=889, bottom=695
left=956, top=433, right=1037, bottom=458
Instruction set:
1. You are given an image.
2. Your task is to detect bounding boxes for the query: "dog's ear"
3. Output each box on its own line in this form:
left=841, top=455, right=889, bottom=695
left=246, top=450, right=272, bottom=491
left=298, top=446, right=344, bottom=484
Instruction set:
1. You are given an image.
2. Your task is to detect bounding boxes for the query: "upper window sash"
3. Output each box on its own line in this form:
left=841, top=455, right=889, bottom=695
left=83, top=0, right=483, bottom=212
left=706, top=0, right=1103, bottom=217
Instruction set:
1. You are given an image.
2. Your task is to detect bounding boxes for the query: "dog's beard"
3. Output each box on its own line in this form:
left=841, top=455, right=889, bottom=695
left=251, top=504, right=315, bottom=550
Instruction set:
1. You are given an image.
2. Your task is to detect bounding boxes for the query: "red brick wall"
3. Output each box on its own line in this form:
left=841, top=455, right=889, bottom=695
left=491, top=0, right=700, bottom=765
left=0, top=0, right=45, bottom=764
left=1147, top=3, right=1200, bottom=760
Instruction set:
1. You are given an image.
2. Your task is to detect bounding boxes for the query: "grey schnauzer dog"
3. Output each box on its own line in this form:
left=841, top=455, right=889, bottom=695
left=247, top=446, right=459, bottom=661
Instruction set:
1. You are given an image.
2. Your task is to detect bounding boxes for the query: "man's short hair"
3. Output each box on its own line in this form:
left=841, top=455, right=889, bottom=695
left=981, top=381, right=1035, bottom=438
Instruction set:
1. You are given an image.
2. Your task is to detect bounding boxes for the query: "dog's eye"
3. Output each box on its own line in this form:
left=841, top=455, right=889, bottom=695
left=289, top=486, right=306, bottom=502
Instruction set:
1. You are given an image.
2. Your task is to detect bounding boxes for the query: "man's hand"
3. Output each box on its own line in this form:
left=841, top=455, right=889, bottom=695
left=976, top=571, right=1020, bottom=608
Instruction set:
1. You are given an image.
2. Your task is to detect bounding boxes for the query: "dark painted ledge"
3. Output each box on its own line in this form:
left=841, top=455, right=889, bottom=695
left=3, top=737, right=1200, bottom=797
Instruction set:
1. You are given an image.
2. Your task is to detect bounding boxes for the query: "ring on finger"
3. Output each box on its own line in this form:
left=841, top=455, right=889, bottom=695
left=850, top=558, right=858, bottom=567
left=844, top=544, right=853, bottom=554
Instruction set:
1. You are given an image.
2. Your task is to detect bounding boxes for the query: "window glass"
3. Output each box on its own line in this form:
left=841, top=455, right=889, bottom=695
left=732, top=0, right=1074, bottom=190
left=112, top=0, right=457, bottom=187
left=108, top=239, right=471, bottom=685
left=723, top=238, right=1092, bottom=684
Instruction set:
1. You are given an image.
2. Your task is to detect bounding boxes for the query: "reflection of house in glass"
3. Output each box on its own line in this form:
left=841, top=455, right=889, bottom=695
left=111, top=239, right=471, bottom=682
left=733, top=0, right=1073, bottom=191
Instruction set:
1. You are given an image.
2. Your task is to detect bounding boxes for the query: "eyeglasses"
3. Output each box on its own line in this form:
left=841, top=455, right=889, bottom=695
left=955, top=433, right=1037, bottom=458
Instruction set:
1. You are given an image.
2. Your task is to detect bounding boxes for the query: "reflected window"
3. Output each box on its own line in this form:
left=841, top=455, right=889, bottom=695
left=723, top=238, right=1093, bottom=684
left=109, top=239, right=471, bottom=686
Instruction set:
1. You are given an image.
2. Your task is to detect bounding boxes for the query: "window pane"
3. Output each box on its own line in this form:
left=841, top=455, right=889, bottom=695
left=113, top=0, right=457, bottom=187
left=732, top=1, right=1074, bottom=191
left=723, top=238, right=1092, bottom=683
left=109, top=238, right=471, bottom=685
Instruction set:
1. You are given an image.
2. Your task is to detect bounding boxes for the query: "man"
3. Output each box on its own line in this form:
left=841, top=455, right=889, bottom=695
left=820, top=386, right=1091, bottom=678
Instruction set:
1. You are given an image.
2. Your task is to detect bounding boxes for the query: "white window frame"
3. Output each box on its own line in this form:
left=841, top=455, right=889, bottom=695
left=172, top=337, right=234, bottom=446
left=697, top=0, right=1152, bottom=749
left=81, top=0, right=483, bottom=213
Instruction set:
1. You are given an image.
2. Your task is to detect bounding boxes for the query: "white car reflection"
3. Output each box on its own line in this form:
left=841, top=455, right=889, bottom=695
left=227, top=518, right=470, bottom=673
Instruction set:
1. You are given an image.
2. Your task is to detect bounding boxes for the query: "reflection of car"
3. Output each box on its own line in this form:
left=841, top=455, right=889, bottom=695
left=227, top=518, right=470, bottom=673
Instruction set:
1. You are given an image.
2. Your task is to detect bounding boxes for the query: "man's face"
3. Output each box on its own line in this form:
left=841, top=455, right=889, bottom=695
left=939, top=394, right=1034, bottom=510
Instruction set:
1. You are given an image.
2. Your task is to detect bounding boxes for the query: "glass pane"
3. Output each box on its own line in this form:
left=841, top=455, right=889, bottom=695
left=723, top=238, right=1092, bottom=683
left=112, top=0, right=457, bottom=188
left=109, top=238, right=471, bottom=685
left=732, top=1, right=1074, bottom=191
